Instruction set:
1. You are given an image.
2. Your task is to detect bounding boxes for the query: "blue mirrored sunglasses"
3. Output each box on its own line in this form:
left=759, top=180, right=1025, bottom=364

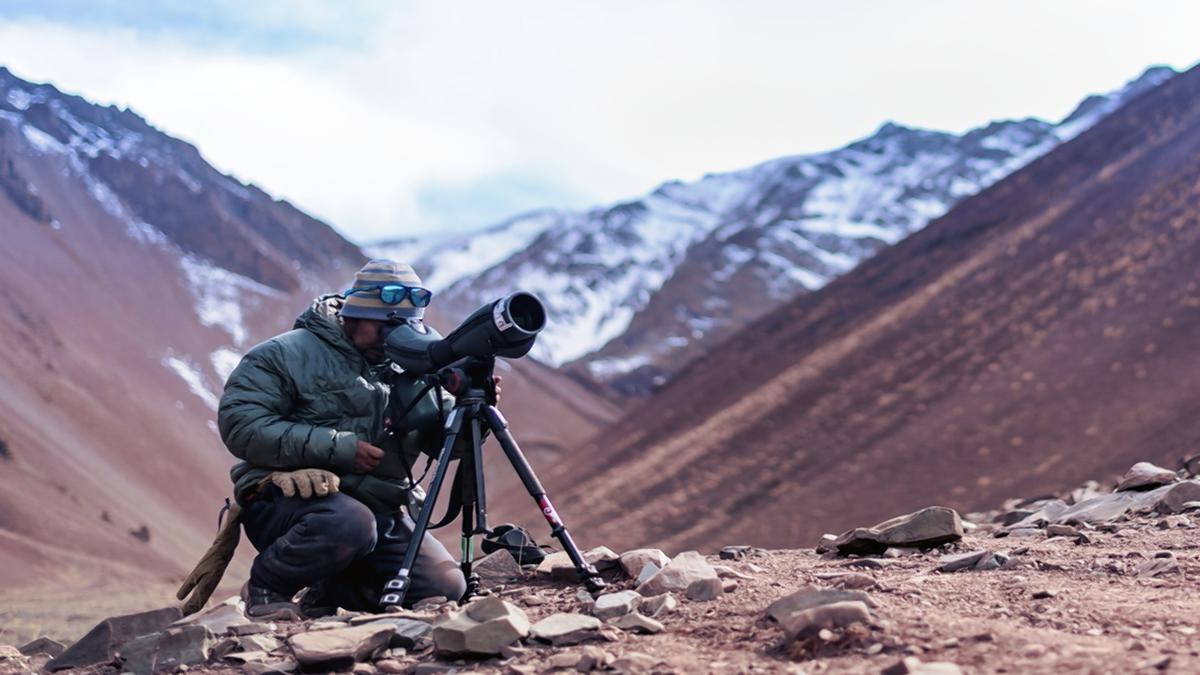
left=344, top=284, right=433, bottom=308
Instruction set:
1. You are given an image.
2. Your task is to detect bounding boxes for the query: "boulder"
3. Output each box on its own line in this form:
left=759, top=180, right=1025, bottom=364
left=684, top=577, right=724, bottom=602
left=635, top=551, right=719, bottom=596
left=288, top=624, right=395, bottom=667
left=592, top=590, right=643, bottom=620
left=1117, top=462, right=1177, bottom=491
left=535, top=550, right=572, bottom=575
left=618, top=549, right=671, bottom=578
left=779, top=600, right=872, bottom=641
left=529, top=613, right=602, bottom=646
left=765, top=586, right=877, bottom=625
left=834, top=507, right=963, bottom=555
left=47, top=606, right=182, bottom=671
left=473, top=549, right=524, bottom=584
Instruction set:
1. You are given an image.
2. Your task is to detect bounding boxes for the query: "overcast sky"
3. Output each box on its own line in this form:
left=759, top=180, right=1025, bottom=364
left=1, top=1, right=1198, bottom=244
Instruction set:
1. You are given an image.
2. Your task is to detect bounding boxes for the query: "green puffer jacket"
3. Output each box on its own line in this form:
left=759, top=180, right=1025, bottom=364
left=219, top=295, right=453, bottom=513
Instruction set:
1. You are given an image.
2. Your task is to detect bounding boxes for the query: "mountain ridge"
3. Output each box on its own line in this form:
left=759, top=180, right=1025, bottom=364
left=372, top=65, right=1176, bottom=395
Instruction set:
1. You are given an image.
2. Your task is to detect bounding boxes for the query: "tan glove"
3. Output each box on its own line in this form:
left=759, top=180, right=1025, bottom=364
left=268, top=468, right=341, bottom=498
left=177, top=502, right=242, bottom=615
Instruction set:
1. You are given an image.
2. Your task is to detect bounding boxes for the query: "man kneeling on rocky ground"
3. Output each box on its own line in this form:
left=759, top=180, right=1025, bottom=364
left=215, top=259, right=500, bottom=621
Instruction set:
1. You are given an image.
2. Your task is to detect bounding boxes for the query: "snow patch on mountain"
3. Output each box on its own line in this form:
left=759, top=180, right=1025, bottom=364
left=162, top=353, right=219, bottom=411
left=179, top=255, right=283, bottom=347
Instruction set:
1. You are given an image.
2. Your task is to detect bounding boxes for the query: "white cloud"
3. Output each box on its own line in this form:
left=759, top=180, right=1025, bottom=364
left=1, top=1, right=1198, bottom=243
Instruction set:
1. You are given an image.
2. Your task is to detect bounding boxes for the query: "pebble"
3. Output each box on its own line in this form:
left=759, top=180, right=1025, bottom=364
left=1021, top=643, right=1048, bottom=658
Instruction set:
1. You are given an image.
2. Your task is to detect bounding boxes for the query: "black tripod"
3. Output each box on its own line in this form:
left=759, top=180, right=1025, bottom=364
left=380, top=357, right=606, bottom=608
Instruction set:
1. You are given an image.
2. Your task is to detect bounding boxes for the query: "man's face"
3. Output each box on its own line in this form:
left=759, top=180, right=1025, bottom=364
left=347, top=318, right=389, bottom=364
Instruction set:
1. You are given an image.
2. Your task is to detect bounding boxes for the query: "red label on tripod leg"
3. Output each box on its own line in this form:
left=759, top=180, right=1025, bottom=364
left=538, top=496, right=563, bottom=528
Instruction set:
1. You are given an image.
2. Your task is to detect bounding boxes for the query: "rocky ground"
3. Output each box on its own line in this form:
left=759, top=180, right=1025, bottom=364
left=4, top=462, right=1199, bottom=675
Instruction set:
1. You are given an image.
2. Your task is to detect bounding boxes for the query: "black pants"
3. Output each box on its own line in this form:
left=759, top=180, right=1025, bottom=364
left=240, top=488, right=466, bottom=610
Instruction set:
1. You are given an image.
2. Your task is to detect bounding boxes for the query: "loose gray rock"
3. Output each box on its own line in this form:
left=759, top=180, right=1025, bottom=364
left=639, top=593, right=677, bottom=618
left=289, top=624, right=395, bottom=666
left=937, top=550, right=1006, bottom=572
left=1137, top=558, right=1182, bottom=578
left=712, top=565, right=753, bottom=580
left=814, top=572, right=877, bottom=588
left=529, top=613, right=603, bottom=646
left=584, top=546, right=621, bottom=571
left=362, top=618, right=432, bottom=650
left=1117, top=462, right=1177, bottom=491
left=834, top=506, right=964, bottom=556
left=243, top=659, right=299, bottom=674
left=779, top=600, right=872, bottom=641
left=636, top=562, right=659, bottom=586
left=609, top=612, right=664, bottom=634
left=239, top=634, right=280, bottom=653
left=48, top=606, right=182, bottom=671
left=1045, top=524, right=1080, bottom=538
left=618, top=549, right=671, bottom=578
left=1155, top=481, right=1200, bottom=513
left=685, top=577, right=724, bottom=601
left=610, top=651, right=659, bottom=673
left=592, top=590, right=642, bottom=620
left=18, top=637, right=66, bottom=657
left=882, top=656, right=964, bottom=674
left=765, top=586, right=878, bottom=625
left=473, top=549, right=524, bottom=584
left=174, top=603, right=250, bottom=637
left=431, top=597, right=530, bottom=656
left=577, top=645, right=613, bottom=671
left=719, top=545, right=752, bottom=560
left=635, top=551, right=719, bottom=596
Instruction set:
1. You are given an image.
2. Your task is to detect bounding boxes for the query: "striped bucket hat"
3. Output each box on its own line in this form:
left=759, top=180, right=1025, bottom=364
left=340, top=259, right=430, bottom=321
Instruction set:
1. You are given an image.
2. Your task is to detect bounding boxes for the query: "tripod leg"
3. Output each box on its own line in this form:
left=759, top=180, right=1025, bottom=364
left=459, top=416, right=486, bottom=600
left=380, top=407, right=468, bottom=609
left=482, top=405, right=607, bottom=593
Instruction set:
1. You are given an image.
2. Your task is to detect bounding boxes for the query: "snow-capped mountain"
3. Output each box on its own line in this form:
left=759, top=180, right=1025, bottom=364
left=373, top=66, right=1176, bottom=394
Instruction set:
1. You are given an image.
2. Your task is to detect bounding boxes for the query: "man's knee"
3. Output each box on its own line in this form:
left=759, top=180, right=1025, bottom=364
left=310, top=494, right=377, bottom=555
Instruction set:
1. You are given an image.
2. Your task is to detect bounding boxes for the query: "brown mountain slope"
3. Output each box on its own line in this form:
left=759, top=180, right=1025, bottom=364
left=503, top=64, right=1200, bottom=554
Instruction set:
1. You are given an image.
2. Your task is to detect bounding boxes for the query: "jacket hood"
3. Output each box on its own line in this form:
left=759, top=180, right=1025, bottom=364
left=294, top=294, right=360, bottom=358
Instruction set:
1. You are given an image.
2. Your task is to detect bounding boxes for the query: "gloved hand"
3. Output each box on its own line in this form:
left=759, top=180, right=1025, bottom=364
left=177, top=503, right=242, bottom=615
left=269, top=468, right=340, bottom=498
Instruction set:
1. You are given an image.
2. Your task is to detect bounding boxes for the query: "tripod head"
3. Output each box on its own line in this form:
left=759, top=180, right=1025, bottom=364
left=423, top=357, right=499, bottom=405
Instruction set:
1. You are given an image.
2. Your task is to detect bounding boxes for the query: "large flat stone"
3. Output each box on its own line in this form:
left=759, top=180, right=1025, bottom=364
left=288, top=624, right=394, bottom=667
left=836, top=507, right=963, bottom=555
left=529, top=613, right=602, bottom=646
left=47, top=606, right=182, bottom=671
left=592, top=590, right=642, bottom=620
